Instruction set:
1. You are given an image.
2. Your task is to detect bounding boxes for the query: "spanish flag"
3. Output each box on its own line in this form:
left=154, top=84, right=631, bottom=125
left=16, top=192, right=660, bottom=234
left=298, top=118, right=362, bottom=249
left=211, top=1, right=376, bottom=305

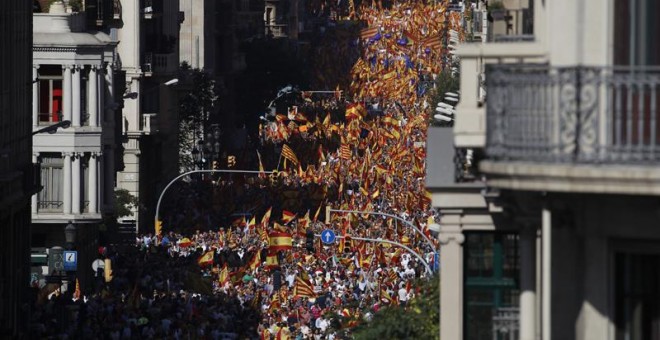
left=269, top=231, right=293, bottom=251
left=218, top=264, right=229, bottom=285
left=265, top=249, right=279, bottom=269
left=197, top=250, right=214, bottom=267
left=281, top=144, right=299, bottom=165
left=281, top=210, right=296, bottom=224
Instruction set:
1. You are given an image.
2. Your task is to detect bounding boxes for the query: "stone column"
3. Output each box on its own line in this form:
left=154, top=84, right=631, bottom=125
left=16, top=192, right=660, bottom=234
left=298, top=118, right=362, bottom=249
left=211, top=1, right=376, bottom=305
left=105, top=63, right=114, bottom=123
left=88, top=65, right=98, bottom=127
left=31, top=152, right=39, bottom=214
left=72, top=65, right=81, bottom=127
left=98, top=64, right=105, bottom=123
left=89, top=152, right=99, bottom=214
left=33, top=65, right=39, bottom=126
left=438, top=224, right=465, bottom=340
left=72, top=153, right=81, bottom=214
left=542, top=207, right=552, bottom=340
left=62, top=65, right=72, bottom=122
left=63, top=152, right=72, bottom=214
left=520, top=225, right=537, bottom=340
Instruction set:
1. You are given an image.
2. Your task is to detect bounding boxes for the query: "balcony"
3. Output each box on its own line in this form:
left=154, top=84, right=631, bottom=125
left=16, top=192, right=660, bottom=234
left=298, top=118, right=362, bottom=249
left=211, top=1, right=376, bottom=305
left=142, top=113, right=158, bottom=135
left=480, top=64, right=660, bottom=195
left=265, top=24, right=288, bottom=38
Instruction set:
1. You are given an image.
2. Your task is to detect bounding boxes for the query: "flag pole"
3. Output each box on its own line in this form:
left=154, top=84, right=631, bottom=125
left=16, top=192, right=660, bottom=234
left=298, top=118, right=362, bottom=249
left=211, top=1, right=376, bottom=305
left=276, top=149, right=283, bottom=171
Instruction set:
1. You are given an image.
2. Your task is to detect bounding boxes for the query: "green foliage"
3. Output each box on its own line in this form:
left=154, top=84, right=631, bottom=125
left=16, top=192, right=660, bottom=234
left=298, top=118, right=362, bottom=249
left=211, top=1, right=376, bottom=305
left=177, top=63, right=218, bottom=172
left=352, top=275, right=440, bottom=340
left=68, top=0, right=82, bottom=12
left=488, top=0, right=505, bottom=11
left=114, top=189, right=139, bottom=218
left=429, top=67, right=460, bottom=127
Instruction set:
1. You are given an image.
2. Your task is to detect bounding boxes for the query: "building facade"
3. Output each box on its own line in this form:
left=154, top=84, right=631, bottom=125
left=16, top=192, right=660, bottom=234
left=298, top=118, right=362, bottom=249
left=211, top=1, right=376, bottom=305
left=427, top=0, right=660, bottom=339
left=0, top=1, right=34, bottom=337
left=31, top=1, right=118, bottom=293
left=115, top=0, right=180, bottom=233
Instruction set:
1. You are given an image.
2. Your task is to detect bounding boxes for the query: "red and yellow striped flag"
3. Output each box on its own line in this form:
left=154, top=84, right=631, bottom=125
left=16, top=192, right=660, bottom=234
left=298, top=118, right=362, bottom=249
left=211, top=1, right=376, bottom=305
left=293, top=275, right=317, bottom=299
left=269, top=231, right=293, bottom=251
left=219, top=264, right=229, bottom=285
left=248, top=251, right=261, bottom=271
left=281, top=144, right=299, bottom=165
left=281, top=210, right=296, bottom=224
left=265, top=249, right=279, bottom=269
left=197, top=250, right=214, bottom=267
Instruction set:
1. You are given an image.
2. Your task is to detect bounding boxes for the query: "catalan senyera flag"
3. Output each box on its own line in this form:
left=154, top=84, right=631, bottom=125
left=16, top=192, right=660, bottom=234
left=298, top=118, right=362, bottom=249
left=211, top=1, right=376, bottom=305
left=281, top=210, right=296, bottom=224
left=269, top=231, right=293, bottom=251
left=297, top=210, right=310, bottom=237
left=340, top=144, right=351, bottom=160
left=293, top=275, right=316, bottom=299
left=197, top=250, right=214, bottom=267
left=281, top=144, right=299, bottom=165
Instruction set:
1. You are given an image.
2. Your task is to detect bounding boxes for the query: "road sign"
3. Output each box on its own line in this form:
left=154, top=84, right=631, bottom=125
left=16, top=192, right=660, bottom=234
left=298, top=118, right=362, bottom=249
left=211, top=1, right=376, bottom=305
left=48, top=247, right=64, bottom=275
left=63, top=250, right=78, bottom=271
left=321, top=229, right=336, bottom=244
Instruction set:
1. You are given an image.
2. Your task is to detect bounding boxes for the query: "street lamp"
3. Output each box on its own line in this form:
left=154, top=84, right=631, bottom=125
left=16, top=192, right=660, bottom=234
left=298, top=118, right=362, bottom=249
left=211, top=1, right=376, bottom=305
left=64, top=221, right=76, bottom=250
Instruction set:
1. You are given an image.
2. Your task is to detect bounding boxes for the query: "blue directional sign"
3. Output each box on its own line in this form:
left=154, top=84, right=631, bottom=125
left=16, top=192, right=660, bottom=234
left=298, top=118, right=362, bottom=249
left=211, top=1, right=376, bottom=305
left=63, top=250, right=78, bottom=271
left=321, top=229, right=336, bottom=244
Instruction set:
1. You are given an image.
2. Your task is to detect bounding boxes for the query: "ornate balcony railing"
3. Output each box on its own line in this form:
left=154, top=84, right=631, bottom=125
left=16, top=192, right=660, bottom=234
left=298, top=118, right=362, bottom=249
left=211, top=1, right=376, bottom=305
left=486, top=65, right=660, bottom=164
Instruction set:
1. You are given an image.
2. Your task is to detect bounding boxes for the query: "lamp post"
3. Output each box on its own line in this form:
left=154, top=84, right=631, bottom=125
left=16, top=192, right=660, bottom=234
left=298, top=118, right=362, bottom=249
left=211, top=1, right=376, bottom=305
left=64, top=221, right=76, bottom=250
left=154, top=169, right=273, bottom=235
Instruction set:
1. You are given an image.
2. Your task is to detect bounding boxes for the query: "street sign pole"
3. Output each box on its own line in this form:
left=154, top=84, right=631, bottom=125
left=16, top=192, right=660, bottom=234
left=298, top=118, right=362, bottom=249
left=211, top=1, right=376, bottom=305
left=154, top=169, right=273, bottom=235
left=315, top=234, right=432, bottom=274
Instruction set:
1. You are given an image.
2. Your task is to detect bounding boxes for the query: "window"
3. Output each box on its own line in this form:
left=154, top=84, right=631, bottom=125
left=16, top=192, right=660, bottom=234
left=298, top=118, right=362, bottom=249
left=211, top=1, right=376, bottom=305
left=614, top=0, right=660, bottom=66
left=464, top=232, right=520, bottom=340
left=38, top=153, right=63, bottom=212
left=38, top=65, right=64, bottom=125
left=615, top=252, right=660, bottom=340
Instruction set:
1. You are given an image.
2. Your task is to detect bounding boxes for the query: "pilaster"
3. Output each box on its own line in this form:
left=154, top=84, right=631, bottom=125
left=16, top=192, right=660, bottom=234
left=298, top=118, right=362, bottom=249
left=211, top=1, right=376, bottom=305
left=72, top=153, right=82, bottom=214
left=72, top=65, right=81, bottom=127
left=88, top=65, right=98, bottom=127
left=438, top=224, right=465, bottom=340
left=32, top=65, right=39, bottom=127
left=62, top=152, right=73, bottom=214
left=62, top=65, right=72, bottom=122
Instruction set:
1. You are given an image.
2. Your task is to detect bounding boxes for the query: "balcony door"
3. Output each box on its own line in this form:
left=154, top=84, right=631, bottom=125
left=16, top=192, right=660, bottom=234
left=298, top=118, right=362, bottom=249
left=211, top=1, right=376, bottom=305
left=614, top=0, right=660, bottom=66
left=615, top=251, right=660, bottom=340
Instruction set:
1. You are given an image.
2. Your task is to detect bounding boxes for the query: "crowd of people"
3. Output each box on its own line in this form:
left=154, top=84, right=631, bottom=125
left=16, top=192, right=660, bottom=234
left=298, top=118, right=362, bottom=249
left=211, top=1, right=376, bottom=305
left=30, top=0, right=462, bottom=338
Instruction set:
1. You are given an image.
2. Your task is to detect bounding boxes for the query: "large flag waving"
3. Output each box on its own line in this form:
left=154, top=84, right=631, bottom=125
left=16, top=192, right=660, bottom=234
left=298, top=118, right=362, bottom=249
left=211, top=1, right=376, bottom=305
left=197, top=250, right=214, bottom=267
left=281, top=144, right=299, bottom=165
left=269, top=231, right=293, bottom=251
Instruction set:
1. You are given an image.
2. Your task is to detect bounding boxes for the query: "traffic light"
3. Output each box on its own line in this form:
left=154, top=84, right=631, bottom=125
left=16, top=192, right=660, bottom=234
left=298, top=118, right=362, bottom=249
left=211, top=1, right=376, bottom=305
left=155, top=219, right=163, bottom=236
left=227, top=155, right=236, bottom=168
left=104, top=259, right=113, bottom=282
left=306, top=230, right=315, bottom=252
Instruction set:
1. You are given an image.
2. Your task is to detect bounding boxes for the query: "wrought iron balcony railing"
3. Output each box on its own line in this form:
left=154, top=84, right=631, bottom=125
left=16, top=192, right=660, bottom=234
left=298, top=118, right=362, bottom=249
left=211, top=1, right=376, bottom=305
left=486, top=65, right=660, bottom=164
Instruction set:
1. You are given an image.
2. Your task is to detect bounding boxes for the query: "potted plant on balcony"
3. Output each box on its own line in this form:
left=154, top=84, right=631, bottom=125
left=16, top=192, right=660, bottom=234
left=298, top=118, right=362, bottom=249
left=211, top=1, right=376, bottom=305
left=488, top=0, right=506, bottom=21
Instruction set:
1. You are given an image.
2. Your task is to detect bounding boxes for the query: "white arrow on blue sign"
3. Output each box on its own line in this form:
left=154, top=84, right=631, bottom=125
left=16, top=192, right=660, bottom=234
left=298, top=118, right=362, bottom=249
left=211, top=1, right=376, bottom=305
left=320, top=229, right=336, bottom=244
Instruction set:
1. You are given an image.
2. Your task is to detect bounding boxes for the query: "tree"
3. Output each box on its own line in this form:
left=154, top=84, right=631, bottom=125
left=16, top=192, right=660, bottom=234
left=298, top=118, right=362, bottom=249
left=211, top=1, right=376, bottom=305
left=177, top=62, right=218, bottom=172
left=352, top=275, right=440, bottom=339
left=114, top=188, right=139, bottom=218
